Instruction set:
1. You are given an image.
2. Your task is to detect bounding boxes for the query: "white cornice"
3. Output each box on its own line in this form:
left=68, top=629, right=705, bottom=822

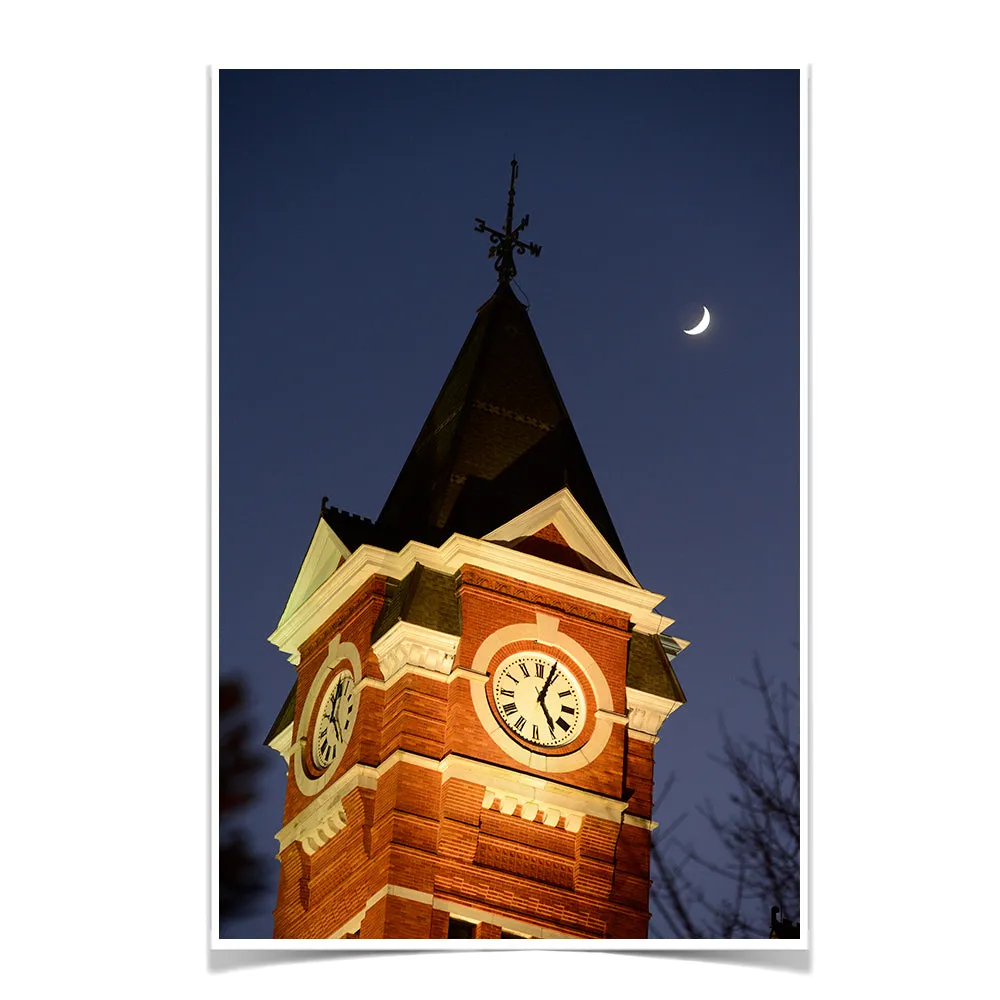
left=268, top=492, right=681, bottom=661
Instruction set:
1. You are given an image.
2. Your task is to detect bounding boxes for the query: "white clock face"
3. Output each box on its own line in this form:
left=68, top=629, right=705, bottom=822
left=311, top=670, right=356, bottom=770
left=491, top=652, right=585, bottom=748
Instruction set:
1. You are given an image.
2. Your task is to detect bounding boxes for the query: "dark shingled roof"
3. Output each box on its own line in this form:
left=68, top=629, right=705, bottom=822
left=263, top=679, right=296, bottom=746
left=371, top=565, right=462, bottom=644
left=373, top=281, right=630, bottom=567
left=626, top=631, right=687, bottom=704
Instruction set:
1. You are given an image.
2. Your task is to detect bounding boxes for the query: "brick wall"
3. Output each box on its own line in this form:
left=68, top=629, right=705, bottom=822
left=272, top=559, right=659, bottom=940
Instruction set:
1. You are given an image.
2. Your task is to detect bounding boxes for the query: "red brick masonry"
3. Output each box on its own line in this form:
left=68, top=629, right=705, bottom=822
left=273, top=539, right=658, bottom=939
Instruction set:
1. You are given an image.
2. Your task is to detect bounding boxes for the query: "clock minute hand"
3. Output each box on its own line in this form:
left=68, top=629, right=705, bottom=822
left=537, top=660, right=558, bottom=703
left=329, top=688, right=343, bottom=742
left=539, top=697, right=556, bottom=734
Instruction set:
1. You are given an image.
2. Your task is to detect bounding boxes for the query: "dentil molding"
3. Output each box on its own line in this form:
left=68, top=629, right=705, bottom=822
left=481, top=786, right=585, bottom=833
left=274, top=749, right=641, bottom=856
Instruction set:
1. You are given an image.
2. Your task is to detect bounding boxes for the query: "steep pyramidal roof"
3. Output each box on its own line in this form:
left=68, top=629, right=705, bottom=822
left=372, top=281, right=629, bottom=568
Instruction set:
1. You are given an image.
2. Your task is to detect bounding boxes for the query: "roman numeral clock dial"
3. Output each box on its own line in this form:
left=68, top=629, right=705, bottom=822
left=311, top=670, right=356, bottom=771
left=491, top=653, right=585, bottom=749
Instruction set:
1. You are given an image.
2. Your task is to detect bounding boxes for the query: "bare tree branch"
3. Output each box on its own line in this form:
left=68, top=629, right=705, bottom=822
left=650, top=655, right=799, bottom=938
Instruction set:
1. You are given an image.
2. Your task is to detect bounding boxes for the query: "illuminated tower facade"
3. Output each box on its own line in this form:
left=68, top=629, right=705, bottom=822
left=264, top=163, right=687, bottom=939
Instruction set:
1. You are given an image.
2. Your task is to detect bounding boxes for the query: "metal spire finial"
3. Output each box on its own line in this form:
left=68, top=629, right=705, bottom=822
left=474, top=157, right=542, bottom=284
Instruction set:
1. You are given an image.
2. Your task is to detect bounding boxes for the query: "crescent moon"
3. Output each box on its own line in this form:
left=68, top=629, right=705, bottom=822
left=684, top=306, right=711, bottom=336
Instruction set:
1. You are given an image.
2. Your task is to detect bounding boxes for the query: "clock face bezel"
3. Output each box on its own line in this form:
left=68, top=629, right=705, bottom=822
left=489, top=651, right=586, bottom=750
left=469, top=614, right=616, bottom=774
left=293, top=634, right=363, bottom=797
left=310, top=668, right=357, bottom=772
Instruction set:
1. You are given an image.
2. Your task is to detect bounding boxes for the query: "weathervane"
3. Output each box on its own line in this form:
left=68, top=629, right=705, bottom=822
left=474, top=157, right=542, bottom=284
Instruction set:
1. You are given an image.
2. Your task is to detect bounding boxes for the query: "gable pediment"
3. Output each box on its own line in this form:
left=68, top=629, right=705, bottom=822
left=482, top=488, right=640, bottom=587
left=276, top=518, right=352, bottom=632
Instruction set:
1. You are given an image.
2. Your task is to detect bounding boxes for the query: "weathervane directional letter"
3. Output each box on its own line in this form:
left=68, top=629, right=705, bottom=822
left=474, top=157, right=542, bottom=284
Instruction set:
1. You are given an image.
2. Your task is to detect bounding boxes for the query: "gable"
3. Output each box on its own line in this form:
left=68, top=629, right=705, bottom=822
left=275, top=518, right=351, bottom=632
left=483, top=488, right=640, bottom=587
left=509, top=523, right=609, bottom=579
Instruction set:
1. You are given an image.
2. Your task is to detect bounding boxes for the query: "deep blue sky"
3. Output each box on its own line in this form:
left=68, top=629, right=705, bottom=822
left=219, top=69, right=800, bottom=939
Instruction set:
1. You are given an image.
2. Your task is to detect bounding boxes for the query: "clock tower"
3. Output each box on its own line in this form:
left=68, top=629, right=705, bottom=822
left=264, top=162, right=687, bottom=939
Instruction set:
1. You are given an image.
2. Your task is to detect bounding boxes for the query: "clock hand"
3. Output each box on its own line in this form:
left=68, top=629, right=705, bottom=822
left=329, top=692, right=342, bottom=742
left=537, top=659, right=558, bottom=703
left=539, top=697, right=556, bottom=734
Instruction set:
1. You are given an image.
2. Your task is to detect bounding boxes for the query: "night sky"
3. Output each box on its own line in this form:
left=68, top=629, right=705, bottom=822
left=219, top=69, right=801, bottom=940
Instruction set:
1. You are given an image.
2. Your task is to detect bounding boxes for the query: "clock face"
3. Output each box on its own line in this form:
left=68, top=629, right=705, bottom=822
left=491, top=652, right=585, bottom=749
left=311, top=670, right=357, bottom=771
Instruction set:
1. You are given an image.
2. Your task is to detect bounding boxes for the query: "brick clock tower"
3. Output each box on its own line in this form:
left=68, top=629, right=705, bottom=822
left=263, top=162, right=687, bottom=940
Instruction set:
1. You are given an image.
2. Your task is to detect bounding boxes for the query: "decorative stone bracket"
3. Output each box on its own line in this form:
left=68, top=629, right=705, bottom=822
left=277, top=795, right=348, bottom=856
left=481, top=786, right=585, bottom=833
left=276, top=765, right=379, bottom=857
left=625, top=686, right=684, bottom=742
left=371, top=621, right=460, bottom=683
left=301, top=801, right=348, bottom=855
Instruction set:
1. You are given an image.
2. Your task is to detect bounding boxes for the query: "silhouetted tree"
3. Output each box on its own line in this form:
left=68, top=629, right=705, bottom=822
left=219, top=676, right=269, bottom=925
left=650, top=656, right=800, bottom=938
